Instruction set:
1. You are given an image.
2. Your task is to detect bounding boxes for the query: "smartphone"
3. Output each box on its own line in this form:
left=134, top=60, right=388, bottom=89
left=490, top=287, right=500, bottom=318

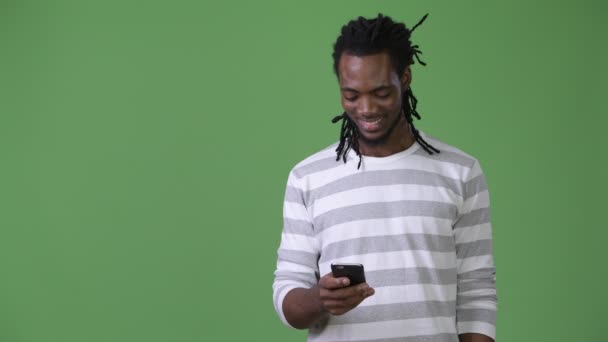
left=331, top=263, right=366, bottom=285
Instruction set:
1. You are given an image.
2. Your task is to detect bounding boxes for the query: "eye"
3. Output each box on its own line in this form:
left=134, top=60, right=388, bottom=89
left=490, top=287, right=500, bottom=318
left=376, top=91, right=391, bottom=98
left=343, top=94, right=358, bottom=101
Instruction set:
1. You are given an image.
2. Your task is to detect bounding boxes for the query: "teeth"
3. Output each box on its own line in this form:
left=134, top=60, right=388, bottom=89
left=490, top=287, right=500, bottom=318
left=362, top=118, right=381, bottom=123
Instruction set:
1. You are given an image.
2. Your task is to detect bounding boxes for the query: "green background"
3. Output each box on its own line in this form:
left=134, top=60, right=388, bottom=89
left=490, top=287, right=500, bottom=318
left=1, top=1, right=606, bottom=341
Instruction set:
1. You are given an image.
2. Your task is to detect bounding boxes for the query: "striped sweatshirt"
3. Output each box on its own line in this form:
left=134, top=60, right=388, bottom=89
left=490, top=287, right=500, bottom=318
left=273, top=133, right=497, bottom=342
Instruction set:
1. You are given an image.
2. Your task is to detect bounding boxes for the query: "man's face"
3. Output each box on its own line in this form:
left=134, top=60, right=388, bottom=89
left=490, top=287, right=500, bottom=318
left=338, top=51, right=410, bottom=145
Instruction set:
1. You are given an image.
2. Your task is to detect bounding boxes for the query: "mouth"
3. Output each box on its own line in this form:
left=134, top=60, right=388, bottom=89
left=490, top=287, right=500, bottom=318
left=358, top=116, right=384, bottom=132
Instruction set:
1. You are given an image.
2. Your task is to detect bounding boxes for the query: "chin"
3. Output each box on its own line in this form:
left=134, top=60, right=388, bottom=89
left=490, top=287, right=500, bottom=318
left=359, top=130, right=392, bottom=146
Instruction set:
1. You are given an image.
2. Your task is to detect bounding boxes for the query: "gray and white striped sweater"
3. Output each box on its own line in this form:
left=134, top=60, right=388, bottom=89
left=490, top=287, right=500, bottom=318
left=273, top=133, right=497, bottom=341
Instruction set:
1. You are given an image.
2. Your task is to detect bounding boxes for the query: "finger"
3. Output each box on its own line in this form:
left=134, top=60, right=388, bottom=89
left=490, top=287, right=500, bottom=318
left=322, top=283, right=369, bottom=300
left=334, top=286, right=374, bottom=313
left=322, top=299, right=346, bottom=310
left=324, top=293, right=370, bottom=315
left=344, top=287, right=372, bottom=307
left=326, top=307, right=348, bottom=316
left=323, top=290, right=366, bottom=310
left=322, top=287, right=375, bottom=316
left=319, top=286, right=353, bottom=301
left=321, top=299, right=350, bottom=316
left=319, top=274, right=350, bottom=290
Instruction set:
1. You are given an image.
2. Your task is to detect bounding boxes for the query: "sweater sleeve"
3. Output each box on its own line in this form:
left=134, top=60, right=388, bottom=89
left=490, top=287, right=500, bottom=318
left=272, top=171, right=320, bottom=328
left=453, top=160, right=497, bottom=339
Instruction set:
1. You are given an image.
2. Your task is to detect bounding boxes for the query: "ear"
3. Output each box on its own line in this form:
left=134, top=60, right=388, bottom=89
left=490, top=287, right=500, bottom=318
left=401, top=66, right=412, bottom=89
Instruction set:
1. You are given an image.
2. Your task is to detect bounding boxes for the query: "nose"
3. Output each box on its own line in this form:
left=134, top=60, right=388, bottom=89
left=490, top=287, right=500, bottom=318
left=358, top=96, right=377, bottom=116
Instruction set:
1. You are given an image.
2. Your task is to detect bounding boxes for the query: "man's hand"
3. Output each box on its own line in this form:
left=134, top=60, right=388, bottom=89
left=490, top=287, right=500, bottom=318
left=282, top=272, right=375, bottom=329
left=318, top=272, right=375, bottom=315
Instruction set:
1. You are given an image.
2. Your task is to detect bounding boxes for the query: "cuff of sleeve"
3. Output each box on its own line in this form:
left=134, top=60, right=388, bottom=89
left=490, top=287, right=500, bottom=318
left=457, top=321, right=496, bottom=340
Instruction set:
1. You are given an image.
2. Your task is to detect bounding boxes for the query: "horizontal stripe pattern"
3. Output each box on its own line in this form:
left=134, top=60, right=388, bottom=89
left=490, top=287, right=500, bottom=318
left=305, top=169, right=464, bottom=205
left=277, top=249, right=318, bottom=268
left=321, top=216, right=455, bottom=245
left=291, top=134, right=476, bottom=197
left=309, top=317, right=458, bottom=342
left=454, top=207, right=491, bottom=229
left=330, top=300, right=456, bottom=325
left=284, top=185, right=304, bottom=204
left=344, top=333, right=459, bottom=342
left=413, top=148, right=475, bottom=168
left=457, top=294, right=498, bottom=306
left=453, top=223, right=492, bottom=244
left=313, top=184, right=462, bottom=218
left=456, top=308, right=496, bottom=325
left=314, top=200, right=458, bottom=233
left=464, top=175, right=488, bottom=200
left=458, top=278, right=496, bottom=293
left=280, top=233, right=318, bottom=252
left=319, top=234, right=456, bottom=263
left=293, top=155, right=352, bottom=179
left=457, top=255, right=495, bottom=275
left=273, top=269, right=317, bottom=286
left=359, top=284, right=457, bottom=307
left=458, top=268, right=496, bottom=281
left=318, top=250, right=458, bottom=274
left=366, top=267, right=457, bottom=287
left=273, top=134, right=496, bottom=341
left=455, top=239, right=493, bottom=259
left=282, top=218, right=313, bottom=236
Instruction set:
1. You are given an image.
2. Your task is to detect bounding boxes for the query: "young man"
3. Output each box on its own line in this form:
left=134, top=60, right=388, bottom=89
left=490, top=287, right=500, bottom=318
left=273, top=14, right=497, bottom=342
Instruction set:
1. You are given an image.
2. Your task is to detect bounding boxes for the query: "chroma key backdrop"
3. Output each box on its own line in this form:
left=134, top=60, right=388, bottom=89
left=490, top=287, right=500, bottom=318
left=1, top=1, right=606, bottom=341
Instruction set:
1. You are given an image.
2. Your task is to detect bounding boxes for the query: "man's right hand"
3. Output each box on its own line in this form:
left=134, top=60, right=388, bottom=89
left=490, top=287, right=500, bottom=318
left=282, top=272, right=375, bottom=329
left=317, top=272, right=375, bottom=316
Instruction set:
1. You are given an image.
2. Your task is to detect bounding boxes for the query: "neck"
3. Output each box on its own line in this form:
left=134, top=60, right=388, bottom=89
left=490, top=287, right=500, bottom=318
left=358, top=115, right=415, bottom=157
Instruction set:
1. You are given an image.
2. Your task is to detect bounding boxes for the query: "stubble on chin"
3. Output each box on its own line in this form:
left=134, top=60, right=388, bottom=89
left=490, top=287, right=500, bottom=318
left=357, top=113, right=404, bottom=147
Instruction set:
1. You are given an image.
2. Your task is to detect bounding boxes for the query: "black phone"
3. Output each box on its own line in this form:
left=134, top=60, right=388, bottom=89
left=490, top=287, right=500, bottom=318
left=331, top=263, right=366, bottom=285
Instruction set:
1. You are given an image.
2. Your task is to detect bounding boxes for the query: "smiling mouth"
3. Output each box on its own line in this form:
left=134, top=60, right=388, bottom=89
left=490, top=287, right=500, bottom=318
left=358, top=116, right=384, bottom=131
left=361, top=117, right=382, bottom=124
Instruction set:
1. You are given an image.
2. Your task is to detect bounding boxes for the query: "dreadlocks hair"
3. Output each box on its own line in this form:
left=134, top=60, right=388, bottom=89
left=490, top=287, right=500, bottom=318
left=331, top=13, right=440, bottom=169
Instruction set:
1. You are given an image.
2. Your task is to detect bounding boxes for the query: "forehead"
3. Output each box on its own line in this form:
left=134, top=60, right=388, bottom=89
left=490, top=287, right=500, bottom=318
left=338, top=52, right=398, bottom=89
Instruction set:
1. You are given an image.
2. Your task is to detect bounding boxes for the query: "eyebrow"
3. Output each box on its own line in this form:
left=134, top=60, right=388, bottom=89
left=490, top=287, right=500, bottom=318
left=340, top=85, right=392, bottom=93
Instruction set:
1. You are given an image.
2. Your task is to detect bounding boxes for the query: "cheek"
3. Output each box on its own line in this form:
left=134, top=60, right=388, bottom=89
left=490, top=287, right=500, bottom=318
left=386, top=97, right=402, bottom=113
left=341, top=100, right=356, bottom=113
